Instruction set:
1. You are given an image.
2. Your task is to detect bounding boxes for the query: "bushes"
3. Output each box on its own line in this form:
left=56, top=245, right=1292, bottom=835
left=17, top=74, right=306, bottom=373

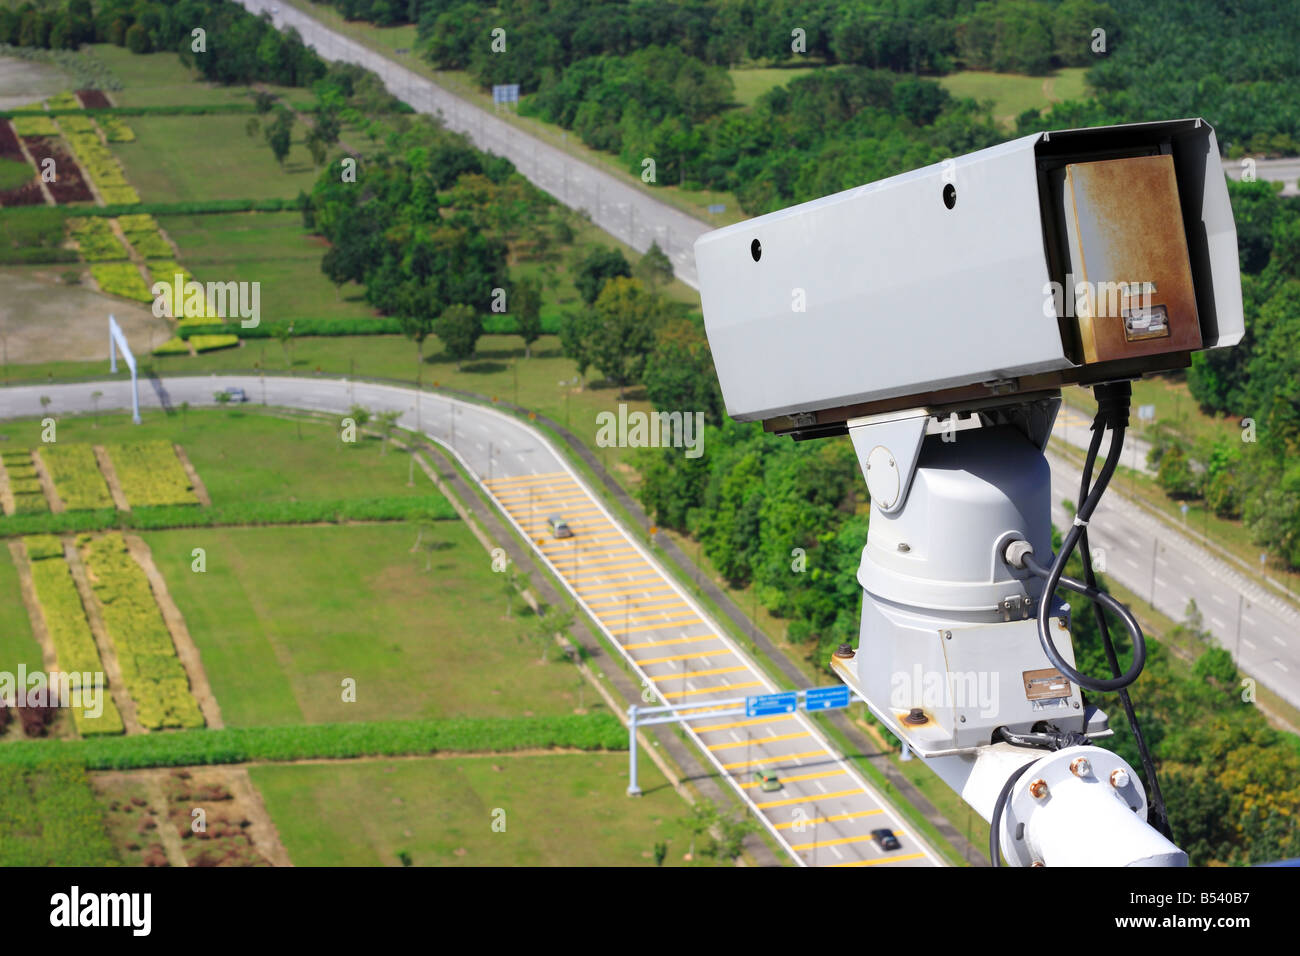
left=41, top=443, right=113, bottom=510
left=108, top=441, right=199, bottom=507
left=117, top=213, right=171, bottom=258
left=10, top=114, right=56, bottom=136
left=0, top=714, right=626, bottom=771
left=100, top=115, right=134, bottom=142
left=190, top=334, right=239, bottom=353
left=0, top=760, right=119, bottom=866
left=68, top=215, right=126, bottom=260
left=178, top=316, right=404, bottom=339
left=0, top=496, right=456, bottom=538
left=80, top=532, right=205, bottom=731
left=152, top=336, right=189, bottom=356
left=90, top=261, right=151, bottom=301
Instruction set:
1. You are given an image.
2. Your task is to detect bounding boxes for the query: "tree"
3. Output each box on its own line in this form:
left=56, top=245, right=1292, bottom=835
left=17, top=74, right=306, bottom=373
left=528, top=605, right=574, bottom=663
left=265, top=109, right=294, bottom=166
left=398, top=293, right=437, bottom=389
left=90, top=390, right=102, bottom=426
left=583, top=277, right=662, bottom=396
left=272, top=322, right=295, bottom=367
left=512, top=277, right=543, bottom=358
left=305, top=126, right=328, bottom=168
left=635, top=241, right=674, bottom=289
left=574, top=246, right=631, bottom=305
left=374, top=409, right=401, bottom=455
left=1156, top=442, right=1198, bottom=499
left=349, top=404, right=372, bottom=429
left=433, top=303, right=482, bottom=369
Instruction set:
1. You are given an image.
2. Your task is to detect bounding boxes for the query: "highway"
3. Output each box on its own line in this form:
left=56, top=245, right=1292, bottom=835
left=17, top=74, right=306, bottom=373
left=237, top=0, right=708, bottom=288
left=0, top=376, right=939, bottom=868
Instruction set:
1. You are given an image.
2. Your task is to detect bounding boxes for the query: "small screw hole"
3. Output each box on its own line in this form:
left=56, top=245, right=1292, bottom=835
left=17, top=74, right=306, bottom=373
left=750, top=238, right=762, bottom=261
left=942, top=184, right=956, bottom=209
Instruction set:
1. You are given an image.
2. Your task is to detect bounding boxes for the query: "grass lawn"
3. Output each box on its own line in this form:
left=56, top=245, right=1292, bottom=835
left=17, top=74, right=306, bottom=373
left=728, top=66, right=823, bottom=106
left=146, top=522, right=594, bottom=726
left=86, top=44, right=304, bottom=109
left=0, top=407, right=437, bottom=505
left=251, top=752, right=724, bottom=866
left=157, top=212, right=374, bottom=322
left=114, top=114, right=323, bottom=203
left=938, top=67, right=1089, bottom=127
left=0, top=546, right=43, bottom=675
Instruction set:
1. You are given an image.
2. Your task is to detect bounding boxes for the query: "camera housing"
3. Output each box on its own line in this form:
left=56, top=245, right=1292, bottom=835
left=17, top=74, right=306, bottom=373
left=695, top=118, right=1243, bottom=440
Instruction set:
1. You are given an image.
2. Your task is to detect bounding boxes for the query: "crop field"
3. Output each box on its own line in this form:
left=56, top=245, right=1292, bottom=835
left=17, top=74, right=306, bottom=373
left=108, top=440, right=201, bottom=508
left=41, top=443, right=113, bottom=510
left=0, top=760, right=118, bottom=866
left=0, top=547, right=42, bottom=675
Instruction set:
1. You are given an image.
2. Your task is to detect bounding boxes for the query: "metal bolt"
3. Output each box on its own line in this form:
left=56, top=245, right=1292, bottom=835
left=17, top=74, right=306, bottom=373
left=1110, top=769, right=1130, bottom=789
left=897, top=542, right=911, bottom=552
left=1070, top=757, right=1092, bottom=778
left=1029, top=779, right=1048, bottom=799
left=903, top=707, right=927, bottom=725
left=833, top=643, right=855, bottom=659
left=1031, top=860, right=1045, bottom=867
left=943, top=629, right=952, bottom=640
left=1072, top=701, right=1080, bottom=709
left=958, top=715, right=966, bottom=723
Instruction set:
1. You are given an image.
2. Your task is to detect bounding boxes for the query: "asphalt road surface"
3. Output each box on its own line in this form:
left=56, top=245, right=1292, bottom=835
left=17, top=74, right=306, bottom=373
left=236, top=0, right=708, bottom=288
left=0, top=375, right=939, bottom=868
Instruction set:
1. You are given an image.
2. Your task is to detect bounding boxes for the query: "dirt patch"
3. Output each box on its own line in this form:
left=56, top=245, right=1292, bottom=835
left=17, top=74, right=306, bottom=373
left=0, top=456, right=14, bottom=516
left=123, top=533, right=223, bottom=729
left=172, top=443, right=212, bottom=506
left=93, top=444, right=130, bottom=510
left=0, top=57, right=69, bottom=111
left=0, top=267, right=172, bottom=364
left=29, top=447, right=64, bottom=513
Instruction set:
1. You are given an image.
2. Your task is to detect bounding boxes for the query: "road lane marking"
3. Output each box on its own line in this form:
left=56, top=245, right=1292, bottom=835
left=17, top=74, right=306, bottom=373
left=581, top=584, right=675, bottom=602
left=755, top=788, right=863, bottom=810
left=485, top=471, right=568, bottom=486
left=1272, top=635, right=1286, bottom=647
left=650, top=665, right=747, bottom=682
left=619, top=616, right=703, bottom=634
left=624, top=633, right=717, bottom=650
left=790, top=831, right=905, bottom=852
left=740, top=769, right=846, bottom=791
left=720, top=749, right=828, bottom=771
left=773, top=808, right=883, bottom=830
left=639, top=649, right=733, bottom=665
left=662, top=681, right=762, bottom=699
left=708, top=731, right=811, bottom=752
left=694, top=714, right=797, bottom=734
left=829, top=853, right=927, bottom=867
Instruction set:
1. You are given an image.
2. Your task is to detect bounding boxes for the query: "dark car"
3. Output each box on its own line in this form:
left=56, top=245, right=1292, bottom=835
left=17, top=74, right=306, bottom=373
left=872, top=828, right=901, bottom=851
left=222, top=387, right=248, bottom=403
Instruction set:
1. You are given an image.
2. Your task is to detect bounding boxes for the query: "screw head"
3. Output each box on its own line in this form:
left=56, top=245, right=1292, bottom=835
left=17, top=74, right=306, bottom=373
left=1029, top=779, right=1049, bottom=799
left=1110, top=769, right=1131, bottom=789
left=943, top=630, right=952, bottom=640
left=897, top=542, right=911, bottom=552
left=1070, top=757, right=1092, bottom=778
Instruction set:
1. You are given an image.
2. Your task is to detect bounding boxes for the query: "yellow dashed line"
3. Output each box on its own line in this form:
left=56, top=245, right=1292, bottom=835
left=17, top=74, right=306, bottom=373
left=649, top=665, right=748, bottom=682
left=639, top=649, right=733, bottom=665
left=829, top=853, right=926, bottom=868
left=662, top=681, right=762, bottom=699
left=624, top=633, right=717, bottom=650
left=576, top=576, right=664, bottom=595
left=708, top=730, right=811, bottom=752
left=601, top=602, right=690, bottom=623
left=573, top=558, right=651, bottom=574
left=618, top=616, right=703, bottom=634
left=755, top=788, right=863, bottom=810
left=586, top=591, right=678, bottom=610
left=740, top=768, right=845, bottom=790
left=720, top=749, right=828, bottom=771
left=789, top=830, right=906, bottom=852
left=694, top=714, right=796, bottom=734
left=493, top=488, right=583, bottom=503
left=774, top=808, right=883, bottom=831
left=485, top=471, right=569, bottom=486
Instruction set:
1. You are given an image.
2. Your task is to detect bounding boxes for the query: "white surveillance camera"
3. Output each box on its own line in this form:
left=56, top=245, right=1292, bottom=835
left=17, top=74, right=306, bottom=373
left=695, top=118, right=1243, bottom=440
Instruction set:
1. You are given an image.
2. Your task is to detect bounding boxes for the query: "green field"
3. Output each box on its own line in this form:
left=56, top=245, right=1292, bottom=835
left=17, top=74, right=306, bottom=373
left=938, top=68, right=1089, bottom=127
left=156, top=212, right=374, bottom=322
left=114, top=114, right=323, bottom=203
left=147, top=522, right=592, bottom=726
left=251, top=752, right=724, bottom=866
left=728, top=66, right=822, bottom=106
left=86, top=43, right=303, bottom=109
left=0, top=547, right=43, bottom=677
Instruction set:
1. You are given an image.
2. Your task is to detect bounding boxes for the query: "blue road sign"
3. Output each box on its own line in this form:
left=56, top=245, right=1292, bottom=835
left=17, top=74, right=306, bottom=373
left=804, top=684, right=851, bottom=711
left=746, top=691, right=798, bottom=717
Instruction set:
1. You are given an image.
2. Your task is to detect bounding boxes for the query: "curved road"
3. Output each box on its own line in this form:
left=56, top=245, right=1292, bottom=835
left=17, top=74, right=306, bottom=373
left=0, top=374, right=938, bottom=868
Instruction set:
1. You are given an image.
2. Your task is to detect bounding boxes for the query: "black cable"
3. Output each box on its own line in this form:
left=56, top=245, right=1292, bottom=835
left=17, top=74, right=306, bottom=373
left=1072, top=391, right=1173, bottom=841
left=1031, top=383, right=1146, bottom=692
left=989, top=761, right=1033, bottom=867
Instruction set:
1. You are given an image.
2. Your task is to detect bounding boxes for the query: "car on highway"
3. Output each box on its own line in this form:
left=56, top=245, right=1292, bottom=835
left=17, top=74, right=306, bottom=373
left=547, top=516, right=573, bottom=538
left=752, top=769, right=781, bottom=792
left=220, top=387, right=248, bottom=403
left=872, top=828, right=901, bottom=851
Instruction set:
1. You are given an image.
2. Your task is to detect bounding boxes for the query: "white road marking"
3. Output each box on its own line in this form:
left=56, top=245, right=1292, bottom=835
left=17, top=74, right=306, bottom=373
left=1212, top=594, right=1227, bottom=605
left=1243, top=639, right=1256, bottom=649
left=1211, top=617, right=1227, bottom=630
left=1272, top=635, right=1287, bottom=647
left=1274, top=661, right=1290, bottom=673
left=1182, top=574, right=1196, bottom=585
